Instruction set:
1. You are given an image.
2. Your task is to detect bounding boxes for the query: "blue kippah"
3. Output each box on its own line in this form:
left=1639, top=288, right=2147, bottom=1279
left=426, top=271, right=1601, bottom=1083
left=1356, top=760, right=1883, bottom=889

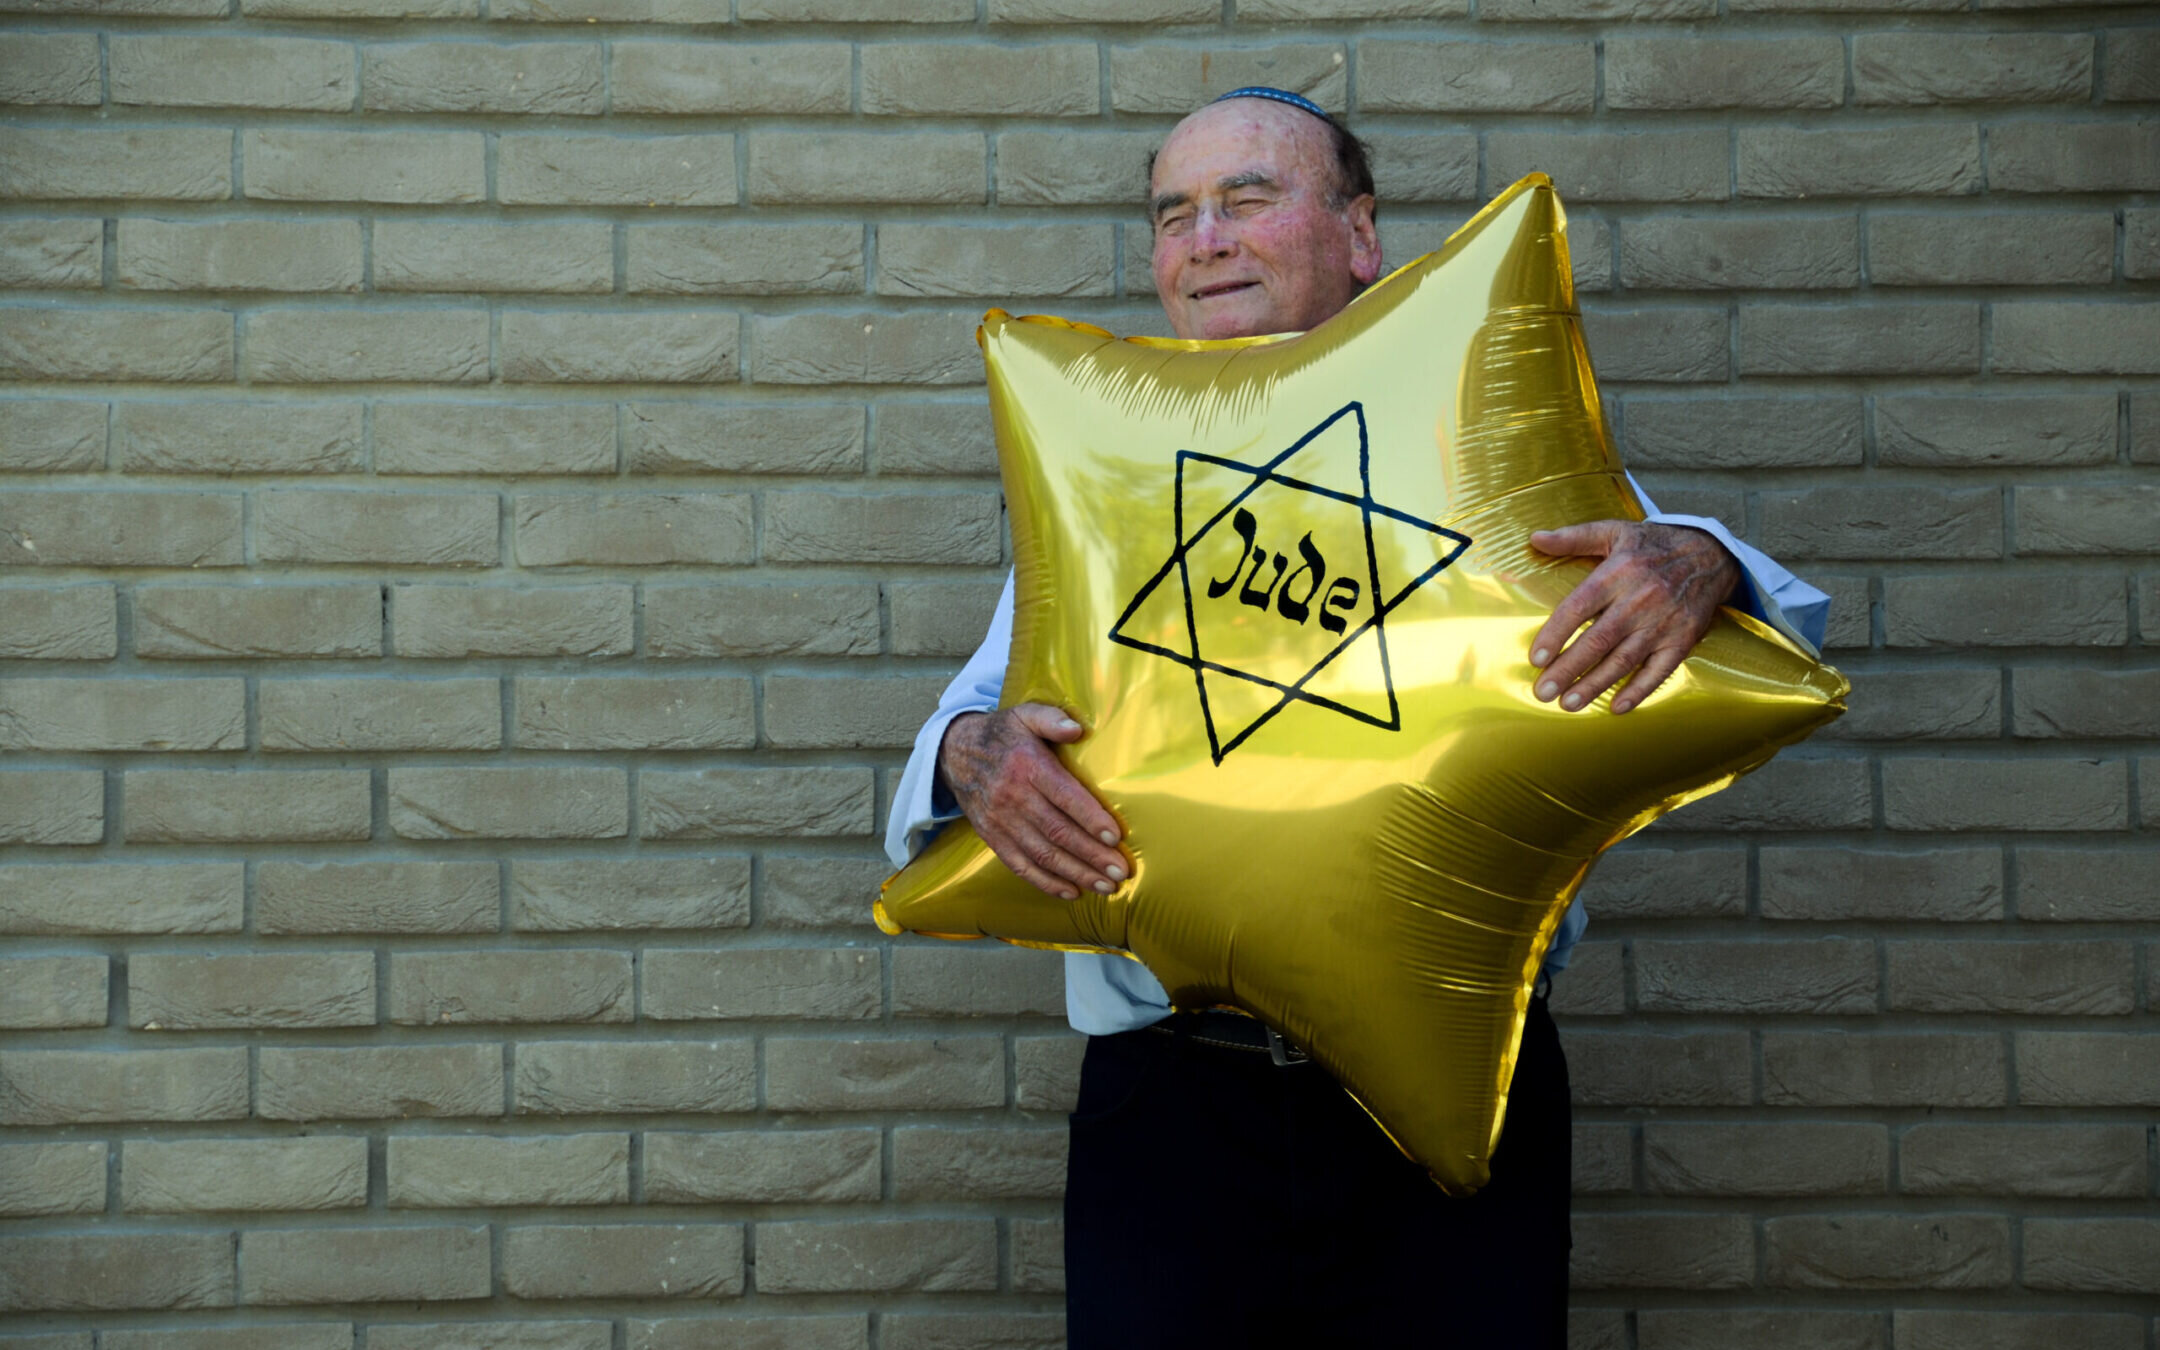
left=1212, top=86, right=1333, bottom=122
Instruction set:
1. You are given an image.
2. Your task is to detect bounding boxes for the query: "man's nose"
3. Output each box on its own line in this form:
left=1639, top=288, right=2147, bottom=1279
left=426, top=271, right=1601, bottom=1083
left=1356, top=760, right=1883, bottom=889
left=1189, top=209, right=1238, bottom=258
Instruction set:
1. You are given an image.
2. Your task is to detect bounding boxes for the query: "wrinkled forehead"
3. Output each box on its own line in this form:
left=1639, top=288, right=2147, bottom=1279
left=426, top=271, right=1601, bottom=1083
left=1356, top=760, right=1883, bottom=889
left=1149, top=98, right=1335, bottom=198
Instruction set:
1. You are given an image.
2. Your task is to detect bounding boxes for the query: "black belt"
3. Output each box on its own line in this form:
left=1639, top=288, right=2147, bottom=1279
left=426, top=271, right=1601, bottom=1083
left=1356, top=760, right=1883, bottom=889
left=1147, top=972, right=1553, bottom=1068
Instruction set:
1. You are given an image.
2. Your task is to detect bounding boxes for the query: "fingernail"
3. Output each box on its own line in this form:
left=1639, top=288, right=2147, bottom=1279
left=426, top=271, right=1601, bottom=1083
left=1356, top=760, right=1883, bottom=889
left=1563, top=692, right=1582, bottom=710
left=1057, top=717, right=1081, bottom=731
left=1093, top=880, right=1114, bottom=894
left=1062, top=890, right=1078, bottom=901
left=1098, top=830, right=1119, bottom=846
left=1105, top=864, right=1126, bottom=882
left=1537, top=681, right=1558, bottom=701
left=1531, top=647, right=1550, bottom=667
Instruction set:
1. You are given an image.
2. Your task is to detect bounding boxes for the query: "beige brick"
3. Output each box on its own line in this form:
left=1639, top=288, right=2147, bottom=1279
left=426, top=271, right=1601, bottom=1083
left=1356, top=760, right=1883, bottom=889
left=765, top=675, right=948, bottom=749
left=489, top=0, right=715, bottom=19
left=515, top=675, right=753, bottom=749
left=1489, top=130, right=1728, bottom=202
left=501, top=311, right=739, bottom=384
left=130, top=951, right=375, bottom=1029
left=498, top=134, right=735, bottom=207
left=1621, top=215, right=1857, bottom=291
left=368, top=1325, right=606, bottom=1350
left=1885, top=573, right=2126, bottom=647
left=765, top=489, right=1000, bottom=563
left=0, top=586, right=114, bottom=659
left=645, top=581, right=879, bottom=657
left=1889, top=941, right=2134, bottom=1015
left=116, top=401, right=363, bottom=474
left=389, top=766, right=629, bottom=841
left=258, top=489, right=496, bottom=564
left=1824, top=668, right=2000, bottom=741
left=865, top=43, right=1096, bottom=116
left=1999, top=122, right=2158, bottom=193
left=1742, top=304, right=1981, bottom=377
left=391, top=949, right=632, bottom=1025
left=135, top=584, right=379, bottom=660
left=1901, top=1124, right=2146, bottom=1197
left=757, top=313, right=987, bottom=387
left=0, top=1047, right=249, bottom=1125
left=1767, top=1214, right=2010, bottom=1290
left=762, top=855, right=889, bottom=931
left=514, top=1039, right=756, bottom=1114
left=111, top=35, right=354, bottom=110
left=1635, top=939, right=1876, bottom=1014
left=1995, top=302, right=2160, bottom=375
left=1644, top=1123, right=1888, bottom=1196
left=628, top=1321, right=864, bottom=1350
left=626, top=403, right=863, bottom=475
left=640, top=767, right=875, bottom=839
left=1015, top=1033, right=1084, bottom=1112
left=875, top=400, right=995, bottom=475
left=375, top=221, right=613, bottom=294
left=393, top=585, right=633, bottom=658
left=893, top=1127, right=1067, bottom=1200
left=1855, top=32, right=2093, bottom=103
left=611, top=41, right=850, bottom=114
left=878, top=223, right=1113, bottom=299
left=2109, top=28, right=2160, bottom=102
left=1884, top=757, right=2128, bottom=832
left=0, top=217, right=101, bottom=288
left=1110, top=43, right=1345, bottom=113
left=0, top=769, right=103, bottom=846
left=0, top=400, right=106, bottom=472
left=1566, top=1031, right=1751, bottom=1106
left=758, top=1220, right=997, bottom=1293
left=1755, top=484, right=1998, bottom=561
left=1740, top=126, right=1982, bottom=196
left=1607, top=36, right=1842, bottom=109
left=2018, top=485, right=2160, bottom=554
left=2018, top=1031, right=2160, bottom=1106
left=2021, top=847, right=2160, bottom=922
left=1365, top=133, right=1478, bottom=203
left=1894, top=1312, right=2143, bottom=1350
left=244, top=129, right=483, bottom=204
left=122, top=1136, right=366, bottom=1212
left=248, top=0, right=473, bottom=13
left=514, top=493, right=752, bottom=565
left=511, top=857, right=750, bottom=932
left=0, top=307, right=233, bottom=382
left=1764, top=1031, right=2005, bottom=1106
left=0, top=955, right=107, bottom=1029
left=0, top=862, right=242, bottom=935
left=2016, top=668, right=2160, bottom=738
left=0, top=490, right=241, bottom=569
left=246, top=308, right=488, bottom=383
left=389, top=1133, right=628, bottom=1207
left=364, top=41, right=602, bottom=113
left=0, top=677, right=245, bottom=752
left=258, top=1043, right=504, bottom=1120
left=628, top=223, right=861, bottom=296
left=0, top=127, right=231, bottom=202
left=261, top=678, right=501, bottom=753
left=0, top=34, right=100, bottom=105
left=644, top=1129, right=880, bottom=1203
left=257, top=859, right=500, bottom=935
left=997, top=131, right=1155, bottom=206
left=1876, top=394, right=2117, bottom=467
left=645, top=948, right=880, bottom=1021
left=891, top=946, right=1065, bottom=1017
left=889, top=581, right=1004, bottom=656
left=1581, top=308, right=1729, bottom=382
left=375, top=401, right=616, bottom=475
left=504, top=1224, right=743, bottom=1299
left=239, top=1225, right=491, bottom=1305
left=2127, top=211, right=2160, bottom=278
left=1360, top=39, right=1593, bottom=112
left=993, top=0, right=1213, bottom=15
left=124, top=769, right=370, bottom=844
left=749, top=132, right=984, bottom=205
left=0, top=1232, right=233, bottom=1313
left=1871, top=211, right=2112, bottom=286
left=1637, top=1310, right=1883, bottom=1350
left=0, top=1141, right=105, bottom=1216
left=765, top=1037, right=1003, bottom=1111
left=1012, top=1217, right=1064, bottom=1292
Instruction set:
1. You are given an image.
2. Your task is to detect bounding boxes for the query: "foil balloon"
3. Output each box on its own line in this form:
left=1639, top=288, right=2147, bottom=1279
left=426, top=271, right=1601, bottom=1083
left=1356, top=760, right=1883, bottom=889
left=877, top=174, right=1847, bottom=1195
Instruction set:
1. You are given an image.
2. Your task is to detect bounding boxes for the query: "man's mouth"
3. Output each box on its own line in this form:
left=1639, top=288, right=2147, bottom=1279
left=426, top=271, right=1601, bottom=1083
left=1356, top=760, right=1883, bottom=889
left=1190, top=280, right=1260, bottom=301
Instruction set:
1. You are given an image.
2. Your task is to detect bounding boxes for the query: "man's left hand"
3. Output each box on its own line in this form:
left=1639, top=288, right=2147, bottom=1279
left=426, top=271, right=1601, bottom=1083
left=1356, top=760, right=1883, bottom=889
left=1526, top=520, right=1743, bottom=716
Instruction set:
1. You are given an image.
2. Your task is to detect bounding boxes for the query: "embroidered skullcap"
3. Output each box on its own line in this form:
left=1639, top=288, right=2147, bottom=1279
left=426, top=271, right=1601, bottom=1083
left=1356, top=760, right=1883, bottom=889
left=1211, top=86, right=1332, bottom=122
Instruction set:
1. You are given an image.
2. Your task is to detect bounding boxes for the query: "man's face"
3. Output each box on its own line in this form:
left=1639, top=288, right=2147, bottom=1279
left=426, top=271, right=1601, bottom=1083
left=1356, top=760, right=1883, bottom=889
left=1148, top=100, right=1382, bottom=342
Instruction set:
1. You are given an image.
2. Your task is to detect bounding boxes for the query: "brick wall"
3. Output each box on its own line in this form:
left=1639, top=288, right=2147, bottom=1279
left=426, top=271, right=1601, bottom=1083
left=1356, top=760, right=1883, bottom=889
left=0, top=0, right=2154, bottom=1345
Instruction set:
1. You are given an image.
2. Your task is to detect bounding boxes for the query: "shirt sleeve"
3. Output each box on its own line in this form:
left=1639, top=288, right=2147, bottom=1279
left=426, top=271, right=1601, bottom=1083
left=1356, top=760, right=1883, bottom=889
left=1628, top=472, right=1831, bottom=655
left=883, top=571, right=1016, bottom=869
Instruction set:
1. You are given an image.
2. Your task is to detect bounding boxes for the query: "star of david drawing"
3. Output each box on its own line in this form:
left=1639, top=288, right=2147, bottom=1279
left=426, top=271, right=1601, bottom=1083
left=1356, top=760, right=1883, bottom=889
left=1107, top=401, right=1471, bottom=764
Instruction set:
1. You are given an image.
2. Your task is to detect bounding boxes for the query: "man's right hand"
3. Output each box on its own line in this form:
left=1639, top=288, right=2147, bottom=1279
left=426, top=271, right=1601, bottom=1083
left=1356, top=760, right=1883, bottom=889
left=936, top=704, right=1128, bottom=902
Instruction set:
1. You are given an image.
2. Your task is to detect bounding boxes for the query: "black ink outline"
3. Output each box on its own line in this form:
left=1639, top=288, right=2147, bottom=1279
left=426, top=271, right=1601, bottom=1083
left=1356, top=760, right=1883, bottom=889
left=1108, top=402, right=1472, bottom=764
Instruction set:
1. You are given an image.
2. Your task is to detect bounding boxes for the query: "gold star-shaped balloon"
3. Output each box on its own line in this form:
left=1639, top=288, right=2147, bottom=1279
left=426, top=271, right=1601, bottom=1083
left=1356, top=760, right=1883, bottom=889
left=877, top=176, right=1846, bottom=1194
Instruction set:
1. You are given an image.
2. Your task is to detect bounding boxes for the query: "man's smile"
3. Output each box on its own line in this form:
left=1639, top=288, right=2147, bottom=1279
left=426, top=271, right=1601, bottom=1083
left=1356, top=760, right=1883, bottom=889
left=1191, top=279, right=1262, bottom=300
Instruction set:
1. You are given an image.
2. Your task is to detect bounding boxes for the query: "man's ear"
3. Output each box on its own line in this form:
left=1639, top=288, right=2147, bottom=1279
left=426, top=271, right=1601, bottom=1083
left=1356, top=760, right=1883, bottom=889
left=1346, top=193, right=1382, bottom=285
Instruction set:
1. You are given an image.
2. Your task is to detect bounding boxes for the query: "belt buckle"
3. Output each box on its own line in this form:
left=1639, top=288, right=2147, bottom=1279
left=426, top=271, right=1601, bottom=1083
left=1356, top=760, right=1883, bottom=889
left=1265, top=1026, right=1309, bottom=1067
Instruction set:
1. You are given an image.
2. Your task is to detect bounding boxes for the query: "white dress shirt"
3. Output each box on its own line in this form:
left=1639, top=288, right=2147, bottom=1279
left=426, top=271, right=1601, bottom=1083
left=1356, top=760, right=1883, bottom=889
left=885, top=476, right=1831, bottom=1036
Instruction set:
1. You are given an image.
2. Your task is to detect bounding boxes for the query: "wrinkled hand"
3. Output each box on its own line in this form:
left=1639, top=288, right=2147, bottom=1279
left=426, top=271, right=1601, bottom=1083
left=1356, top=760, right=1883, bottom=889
left=936, top=703, right=1128, bottom=901
left=1527, top=520, right=1742, bottom=715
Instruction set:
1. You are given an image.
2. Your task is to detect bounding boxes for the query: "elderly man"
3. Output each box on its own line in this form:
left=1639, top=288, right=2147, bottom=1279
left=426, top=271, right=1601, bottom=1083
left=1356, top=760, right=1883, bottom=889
left=887, top=88, right=1829, bottom=1349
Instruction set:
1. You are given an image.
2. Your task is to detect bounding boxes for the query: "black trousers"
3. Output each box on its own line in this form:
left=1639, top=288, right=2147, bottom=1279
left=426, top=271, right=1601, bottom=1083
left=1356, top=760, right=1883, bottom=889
left=1064, top=997, right=1571, bottom=1349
